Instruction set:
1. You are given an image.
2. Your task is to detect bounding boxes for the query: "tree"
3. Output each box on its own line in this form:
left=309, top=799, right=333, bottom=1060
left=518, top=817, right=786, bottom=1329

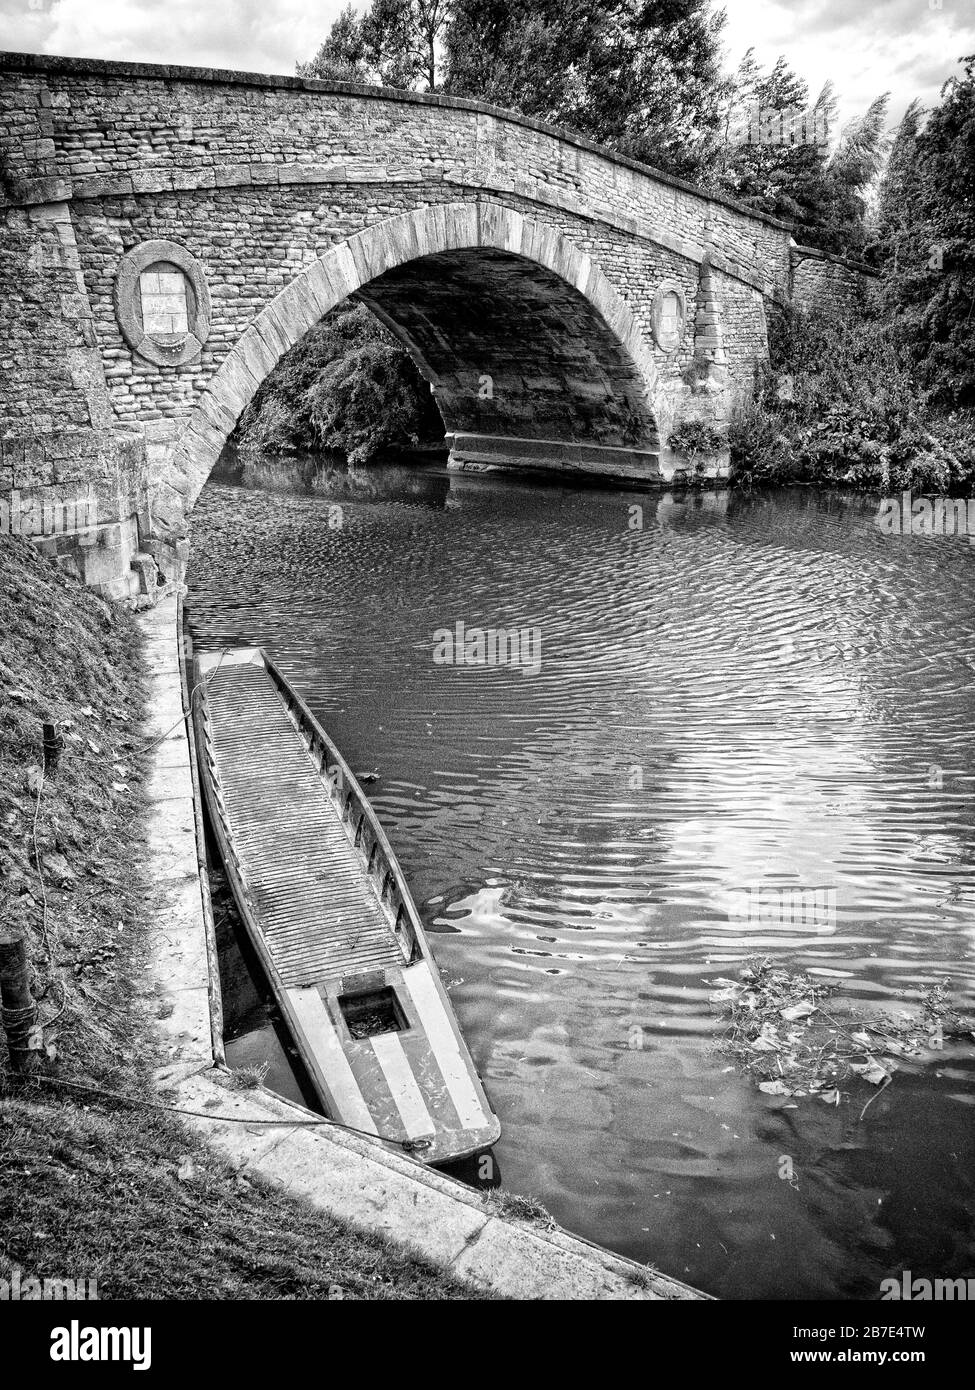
left=872, top=98, right=925, bottom=274
left=819, top=92, right=891, bottom=256
left=714, top=52, right=834, bottom=226
left=445, top=1, right=587, bottom=123
left=232, top=303, right=443, bottom=464
left=714, top=50, right=888, bottom=256
left=400, top=0, right=452, bottom=91
left=296, top=5, right=370, bottom=82
left=298, top=0, right=451, bottom=91
left=445, top=0, right=730, bottom=183
left=876, top=57, right=975, bottom=407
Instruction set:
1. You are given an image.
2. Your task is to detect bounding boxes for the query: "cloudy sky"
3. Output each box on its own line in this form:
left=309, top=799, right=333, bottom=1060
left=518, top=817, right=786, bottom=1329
left=2, top=0, right=972, bottom=130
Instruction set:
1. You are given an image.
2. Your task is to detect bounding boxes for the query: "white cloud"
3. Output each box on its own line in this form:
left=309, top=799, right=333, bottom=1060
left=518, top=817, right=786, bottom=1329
left=1, top=0, right=349, bottom=74
left=721, top=0, right=975, bottom=127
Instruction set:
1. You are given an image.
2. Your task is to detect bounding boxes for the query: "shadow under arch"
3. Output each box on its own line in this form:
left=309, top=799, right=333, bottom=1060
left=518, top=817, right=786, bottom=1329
left=156, top=201, right=663, bottom=537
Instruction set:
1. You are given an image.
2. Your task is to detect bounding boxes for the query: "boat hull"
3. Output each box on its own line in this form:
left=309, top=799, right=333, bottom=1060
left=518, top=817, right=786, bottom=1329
left=190, top=643, right=500, bottom=1164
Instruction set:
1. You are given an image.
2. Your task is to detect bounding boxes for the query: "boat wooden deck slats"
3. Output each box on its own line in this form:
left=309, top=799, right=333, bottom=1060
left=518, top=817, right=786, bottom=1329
left=287, top=964, right=495, bottom=1145
left=201, top=658, right=407, bottom=988
left=192, top=644, right=501, bottom=1163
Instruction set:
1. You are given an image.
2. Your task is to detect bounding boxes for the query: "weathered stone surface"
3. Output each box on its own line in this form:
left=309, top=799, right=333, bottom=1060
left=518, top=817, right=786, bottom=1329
left=793, top=244, right=872, bottom=312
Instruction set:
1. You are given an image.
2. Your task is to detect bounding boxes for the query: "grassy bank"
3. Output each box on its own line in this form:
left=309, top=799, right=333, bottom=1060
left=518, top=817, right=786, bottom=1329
left=0, top=534, right=480, bottom=1299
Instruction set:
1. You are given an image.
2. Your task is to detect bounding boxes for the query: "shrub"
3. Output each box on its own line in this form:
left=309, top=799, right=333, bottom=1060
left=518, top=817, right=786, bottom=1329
left=232, top=301, right=443, bottom=465
left=727, top=388, right=797, bottom=485
left=729, top=300, right=975, bottom=491
left=668, top=418, right=725, bottom=472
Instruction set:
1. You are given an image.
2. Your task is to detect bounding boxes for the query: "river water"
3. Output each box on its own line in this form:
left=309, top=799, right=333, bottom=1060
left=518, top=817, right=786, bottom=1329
left=186, top=457, right=975, bottom=1299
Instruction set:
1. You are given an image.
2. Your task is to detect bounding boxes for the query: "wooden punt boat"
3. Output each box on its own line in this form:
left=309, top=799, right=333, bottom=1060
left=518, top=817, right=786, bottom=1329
left=190, top=644, right=501, bottom=1164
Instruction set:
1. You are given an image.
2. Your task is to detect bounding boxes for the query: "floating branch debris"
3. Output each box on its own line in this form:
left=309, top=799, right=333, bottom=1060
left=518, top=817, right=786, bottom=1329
left=710, top=958, right=972, bottom=1110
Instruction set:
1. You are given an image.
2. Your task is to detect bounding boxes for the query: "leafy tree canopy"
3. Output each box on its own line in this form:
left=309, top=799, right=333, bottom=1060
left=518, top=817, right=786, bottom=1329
left=445, top=0, right=730, bottom=183
left=874, top=56, right=975, bottom=407
left=298, top=0, right=450, bottom=90
left=232, top=302, right=443, bottom=464
left=713, top=48, right=889, bottom=255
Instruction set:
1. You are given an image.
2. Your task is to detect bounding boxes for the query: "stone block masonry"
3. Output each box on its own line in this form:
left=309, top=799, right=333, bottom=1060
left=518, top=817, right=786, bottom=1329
left=792, top=244, right=876, bottom=315
left=0, top=51, right=874, bottom=595
left=0, top=194, right=151, bottom=597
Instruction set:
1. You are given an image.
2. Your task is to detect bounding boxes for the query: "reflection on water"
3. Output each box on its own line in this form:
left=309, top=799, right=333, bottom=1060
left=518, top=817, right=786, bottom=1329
left=187, top=455, right=975, bottom=1299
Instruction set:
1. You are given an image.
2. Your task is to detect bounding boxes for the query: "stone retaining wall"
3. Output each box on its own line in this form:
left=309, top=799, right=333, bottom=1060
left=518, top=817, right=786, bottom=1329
left=792, top=245, right=875, bottom=314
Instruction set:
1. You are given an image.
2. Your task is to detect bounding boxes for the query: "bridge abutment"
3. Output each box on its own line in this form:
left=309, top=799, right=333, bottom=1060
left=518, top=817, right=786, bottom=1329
left=0, top=194, right=164, bottom=598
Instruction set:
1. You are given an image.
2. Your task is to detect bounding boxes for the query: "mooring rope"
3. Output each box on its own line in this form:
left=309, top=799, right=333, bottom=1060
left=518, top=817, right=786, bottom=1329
left=29, top=747, right=66, bottom=1030
left=144, top=643, right=232, bottom=753
left=0, top=1069, right=429, bottom=1152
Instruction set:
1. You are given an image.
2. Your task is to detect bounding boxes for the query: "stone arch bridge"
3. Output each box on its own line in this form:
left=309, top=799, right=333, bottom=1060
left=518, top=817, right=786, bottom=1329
left=0, top=52, right=861, bottom=596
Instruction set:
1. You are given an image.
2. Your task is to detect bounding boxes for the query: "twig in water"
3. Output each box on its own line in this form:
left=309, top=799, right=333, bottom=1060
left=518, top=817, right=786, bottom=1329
left=859, top=1073, right=892, bottom=1122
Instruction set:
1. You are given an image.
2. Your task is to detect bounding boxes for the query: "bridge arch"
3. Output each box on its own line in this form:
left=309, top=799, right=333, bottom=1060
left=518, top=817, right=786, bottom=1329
left=157, top=201, right=664, bottom=537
